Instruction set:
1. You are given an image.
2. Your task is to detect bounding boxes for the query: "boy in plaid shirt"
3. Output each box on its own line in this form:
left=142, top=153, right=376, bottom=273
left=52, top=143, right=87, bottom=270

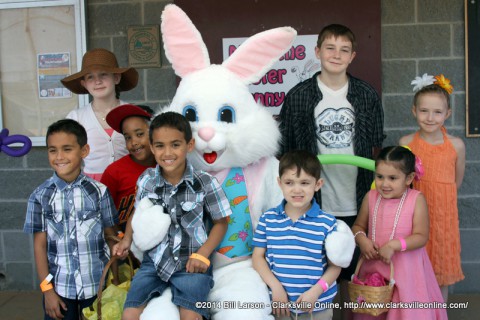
left=24, top=119, right=118, bottom=320
left=113, top=112, right=232, bottom=320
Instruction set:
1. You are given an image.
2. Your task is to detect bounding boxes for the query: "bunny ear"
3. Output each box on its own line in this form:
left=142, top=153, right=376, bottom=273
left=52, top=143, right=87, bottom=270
left=222, top=27, right=297, bottom=84
left=161, top=4, right=210, bottom=78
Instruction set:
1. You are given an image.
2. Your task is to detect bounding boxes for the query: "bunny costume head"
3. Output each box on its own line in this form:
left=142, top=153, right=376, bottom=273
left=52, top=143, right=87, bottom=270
left=162, top=5, right=294, bottom=171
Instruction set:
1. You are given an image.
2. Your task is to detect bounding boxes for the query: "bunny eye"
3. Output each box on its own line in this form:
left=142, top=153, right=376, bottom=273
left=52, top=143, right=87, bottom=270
left=183, top=105, right=198, bottom=122
left=218, top=106, right=235, bottom=123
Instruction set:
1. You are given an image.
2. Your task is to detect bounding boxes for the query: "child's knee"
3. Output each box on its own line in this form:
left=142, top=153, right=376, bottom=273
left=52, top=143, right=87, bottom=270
left=179, top=306, right=203, bottom=320
left=122, top=307, right=143, bottom=320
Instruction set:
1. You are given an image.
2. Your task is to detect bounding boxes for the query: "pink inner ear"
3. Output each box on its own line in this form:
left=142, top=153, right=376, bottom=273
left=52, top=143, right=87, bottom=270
left=161, top=4, right=210, bottom=77
left=223, top=27, right=297, bottom=84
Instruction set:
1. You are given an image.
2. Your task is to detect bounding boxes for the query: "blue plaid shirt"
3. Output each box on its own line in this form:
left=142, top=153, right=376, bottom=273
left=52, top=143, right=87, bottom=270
left=24, top=173, right=118, bottom=300
left=136, top=161, right=232, bottom=281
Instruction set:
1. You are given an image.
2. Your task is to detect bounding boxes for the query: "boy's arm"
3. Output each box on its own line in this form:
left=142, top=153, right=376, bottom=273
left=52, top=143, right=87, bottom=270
left=252, top=246, right=290, bottom=317
left=34, top=232, right=66, bottom=319
left=112, top=212, right=134, bottom=258
left=370, top=90, right=385, bottom=151
left=186, top=217, right=228, bottom=273
left=295, top=260, right=341, bottom=311
left=104, top=226, right=117, bottom=254
left=277, top=93, right=294, bottom=157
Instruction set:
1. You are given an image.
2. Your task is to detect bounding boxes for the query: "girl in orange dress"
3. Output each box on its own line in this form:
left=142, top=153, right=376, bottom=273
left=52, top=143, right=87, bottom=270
left=399, top=74, right=466, bottom=302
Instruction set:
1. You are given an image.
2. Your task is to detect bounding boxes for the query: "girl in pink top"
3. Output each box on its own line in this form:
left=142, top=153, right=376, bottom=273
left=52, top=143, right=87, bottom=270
left=352, top=146, right=446, bottom=319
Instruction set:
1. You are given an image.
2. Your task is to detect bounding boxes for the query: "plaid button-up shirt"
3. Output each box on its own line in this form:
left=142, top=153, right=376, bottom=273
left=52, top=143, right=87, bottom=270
left=24, top=173, right=118, bottom=299
left=136, top=162, right=232, bottom=281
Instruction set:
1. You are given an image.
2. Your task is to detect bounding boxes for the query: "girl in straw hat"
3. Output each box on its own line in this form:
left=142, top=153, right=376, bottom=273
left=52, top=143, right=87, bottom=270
left=61, top=48, right=139, bottom=181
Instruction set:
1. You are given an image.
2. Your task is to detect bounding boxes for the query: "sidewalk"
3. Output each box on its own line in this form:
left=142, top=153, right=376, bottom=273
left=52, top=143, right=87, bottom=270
left=0, top=290, right=478, bottom=319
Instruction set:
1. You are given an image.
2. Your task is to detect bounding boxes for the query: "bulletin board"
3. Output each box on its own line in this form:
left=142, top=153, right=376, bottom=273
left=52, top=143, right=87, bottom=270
left=0, top=0, right=87, bottom=146
left=465, top=0, right=480, bottom=137
left=174, top=0, right=381, bottom=94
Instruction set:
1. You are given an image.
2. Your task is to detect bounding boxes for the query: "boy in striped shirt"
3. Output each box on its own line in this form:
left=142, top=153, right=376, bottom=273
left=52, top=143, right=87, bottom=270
left=253, top=150, right=341, bottom=320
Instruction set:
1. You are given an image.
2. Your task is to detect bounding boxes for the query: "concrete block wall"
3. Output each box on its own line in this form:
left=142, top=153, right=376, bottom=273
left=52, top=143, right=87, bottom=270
left=87, top=0, right=177, bottom=113
left=1, top=0, right=478, bottom=293
left=382, top=0, right=479, bottom=293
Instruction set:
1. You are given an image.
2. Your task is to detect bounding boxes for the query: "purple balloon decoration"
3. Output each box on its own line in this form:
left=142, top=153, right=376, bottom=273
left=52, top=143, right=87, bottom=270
left=0, top=128, right=32, bottom=157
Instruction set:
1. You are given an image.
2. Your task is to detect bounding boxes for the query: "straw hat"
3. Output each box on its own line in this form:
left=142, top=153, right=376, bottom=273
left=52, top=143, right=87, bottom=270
left=61, top=48, right=139, bottom=94
left=106, top=104, right=152, bottom=133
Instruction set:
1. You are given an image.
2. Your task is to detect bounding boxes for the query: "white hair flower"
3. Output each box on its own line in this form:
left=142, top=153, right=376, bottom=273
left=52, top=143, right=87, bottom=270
left=411, top=73, right=435, bottom=92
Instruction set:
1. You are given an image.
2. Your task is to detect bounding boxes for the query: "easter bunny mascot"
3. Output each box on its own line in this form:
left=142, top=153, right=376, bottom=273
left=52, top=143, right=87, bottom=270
left=134, top=4, right=355, bottom=320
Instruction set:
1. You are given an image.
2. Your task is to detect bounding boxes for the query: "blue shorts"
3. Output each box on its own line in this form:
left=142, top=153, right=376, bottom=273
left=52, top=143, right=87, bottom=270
left=124, top=254, right=214, bottom=319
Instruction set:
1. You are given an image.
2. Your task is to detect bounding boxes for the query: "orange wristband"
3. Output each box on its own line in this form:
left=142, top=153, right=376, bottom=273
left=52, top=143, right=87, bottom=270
left=190, top=253, right=210, bottom=267
left=40, top=274, right=53, bottom=292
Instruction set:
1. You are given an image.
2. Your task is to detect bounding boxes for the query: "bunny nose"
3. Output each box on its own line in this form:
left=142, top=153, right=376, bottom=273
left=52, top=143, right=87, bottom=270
left=198, top=127, right=215, bottom=142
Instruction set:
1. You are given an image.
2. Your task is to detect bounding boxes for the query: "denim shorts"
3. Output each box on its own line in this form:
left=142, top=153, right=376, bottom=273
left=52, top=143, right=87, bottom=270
left=124, top=254, right=214, bottom=319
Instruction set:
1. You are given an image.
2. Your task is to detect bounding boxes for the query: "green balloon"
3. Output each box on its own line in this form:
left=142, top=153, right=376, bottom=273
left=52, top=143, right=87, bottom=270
left=318, top=154, right=375, bottom=172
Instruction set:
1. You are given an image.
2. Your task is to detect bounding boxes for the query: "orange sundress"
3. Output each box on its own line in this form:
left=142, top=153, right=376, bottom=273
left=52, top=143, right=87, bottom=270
left=409, top=127, right=464, bottom=286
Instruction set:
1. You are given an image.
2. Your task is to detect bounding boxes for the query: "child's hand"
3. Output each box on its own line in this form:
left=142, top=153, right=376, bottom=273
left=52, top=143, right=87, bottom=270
left=186, top=256, right=209, bottom=273
left=295, top=286, right=321, bottom=313
left=112, top=239, right=131, bottom=259
left=271, top=284, right=290, bottom=317
left=358, top=237, right=379, bottom=260
left=44, top=289, right=66, bottom=319
left=378, top=241, right=396, bottom=264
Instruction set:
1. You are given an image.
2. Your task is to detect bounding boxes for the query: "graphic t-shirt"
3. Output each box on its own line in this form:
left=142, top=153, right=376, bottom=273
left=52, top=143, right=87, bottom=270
left=314, top=79, right=357, bottom=217
left=100, top=155, right=154, bottom=231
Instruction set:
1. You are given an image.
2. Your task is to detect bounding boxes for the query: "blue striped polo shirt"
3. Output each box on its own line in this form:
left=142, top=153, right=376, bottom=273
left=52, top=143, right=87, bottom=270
left=252, top=199, right=337, bottom=312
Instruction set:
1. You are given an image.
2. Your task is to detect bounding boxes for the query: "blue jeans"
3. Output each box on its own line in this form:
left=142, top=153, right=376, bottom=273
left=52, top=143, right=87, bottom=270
left=124, top=254, right=214, bottom=319
left=43, top=294, right=96, bottom=320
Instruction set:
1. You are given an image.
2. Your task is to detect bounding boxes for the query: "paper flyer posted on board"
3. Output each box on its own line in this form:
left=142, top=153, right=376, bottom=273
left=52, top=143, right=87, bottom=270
left=37, top=52, right=72, bottom=99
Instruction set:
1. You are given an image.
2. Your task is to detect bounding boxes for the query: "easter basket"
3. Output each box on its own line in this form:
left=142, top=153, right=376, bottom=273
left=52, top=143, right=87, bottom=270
left=82, top=235, right=135, bottom=320
left=81, top=254, right=134, bottom=320
left=347, top=190, right=409, bottom=316
left=347, top=257, right=395, bottom=316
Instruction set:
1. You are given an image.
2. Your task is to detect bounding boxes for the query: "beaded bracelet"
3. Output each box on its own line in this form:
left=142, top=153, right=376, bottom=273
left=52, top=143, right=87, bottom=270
left=354, top=231, right=367, bottom=239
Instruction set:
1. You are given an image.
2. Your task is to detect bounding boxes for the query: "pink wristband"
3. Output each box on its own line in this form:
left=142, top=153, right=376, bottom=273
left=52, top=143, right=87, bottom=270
left=317, top=278, right=329, bottom=292
left=399, top=238, right=407, bottom=252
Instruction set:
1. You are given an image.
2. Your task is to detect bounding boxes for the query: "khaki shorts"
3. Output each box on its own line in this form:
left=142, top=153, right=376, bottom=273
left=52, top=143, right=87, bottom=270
left=275, top=308, right=333, bottom=320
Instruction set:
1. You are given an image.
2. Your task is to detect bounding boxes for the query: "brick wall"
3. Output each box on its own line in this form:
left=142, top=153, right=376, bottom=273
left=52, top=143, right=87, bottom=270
left=1, top=0, right=478, bottom=293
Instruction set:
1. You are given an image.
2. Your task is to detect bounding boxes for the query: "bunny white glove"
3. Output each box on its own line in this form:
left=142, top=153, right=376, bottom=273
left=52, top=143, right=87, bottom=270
left=132, top=197, right=171, bottom=252
left=325, top=219, right=355, bottom=268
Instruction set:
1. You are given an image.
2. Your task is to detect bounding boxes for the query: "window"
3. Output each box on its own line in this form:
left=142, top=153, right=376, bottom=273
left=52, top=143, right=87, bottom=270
left=0, top=0, right=87, bottom=146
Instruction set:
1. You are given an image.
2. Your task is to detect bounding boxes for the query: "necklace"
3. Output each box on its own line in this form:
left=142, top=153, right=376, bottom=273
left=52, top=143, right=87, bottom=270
left=371, top=189, right=408, bottom=243
left=92, top=101, right=118, bottom=122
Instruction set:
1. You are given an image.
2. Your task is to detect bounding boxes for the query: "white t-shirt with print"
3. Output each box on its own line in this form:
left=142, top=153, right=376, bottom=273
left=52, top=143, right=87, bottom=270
left=314, top=79, right=357, bottom=217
